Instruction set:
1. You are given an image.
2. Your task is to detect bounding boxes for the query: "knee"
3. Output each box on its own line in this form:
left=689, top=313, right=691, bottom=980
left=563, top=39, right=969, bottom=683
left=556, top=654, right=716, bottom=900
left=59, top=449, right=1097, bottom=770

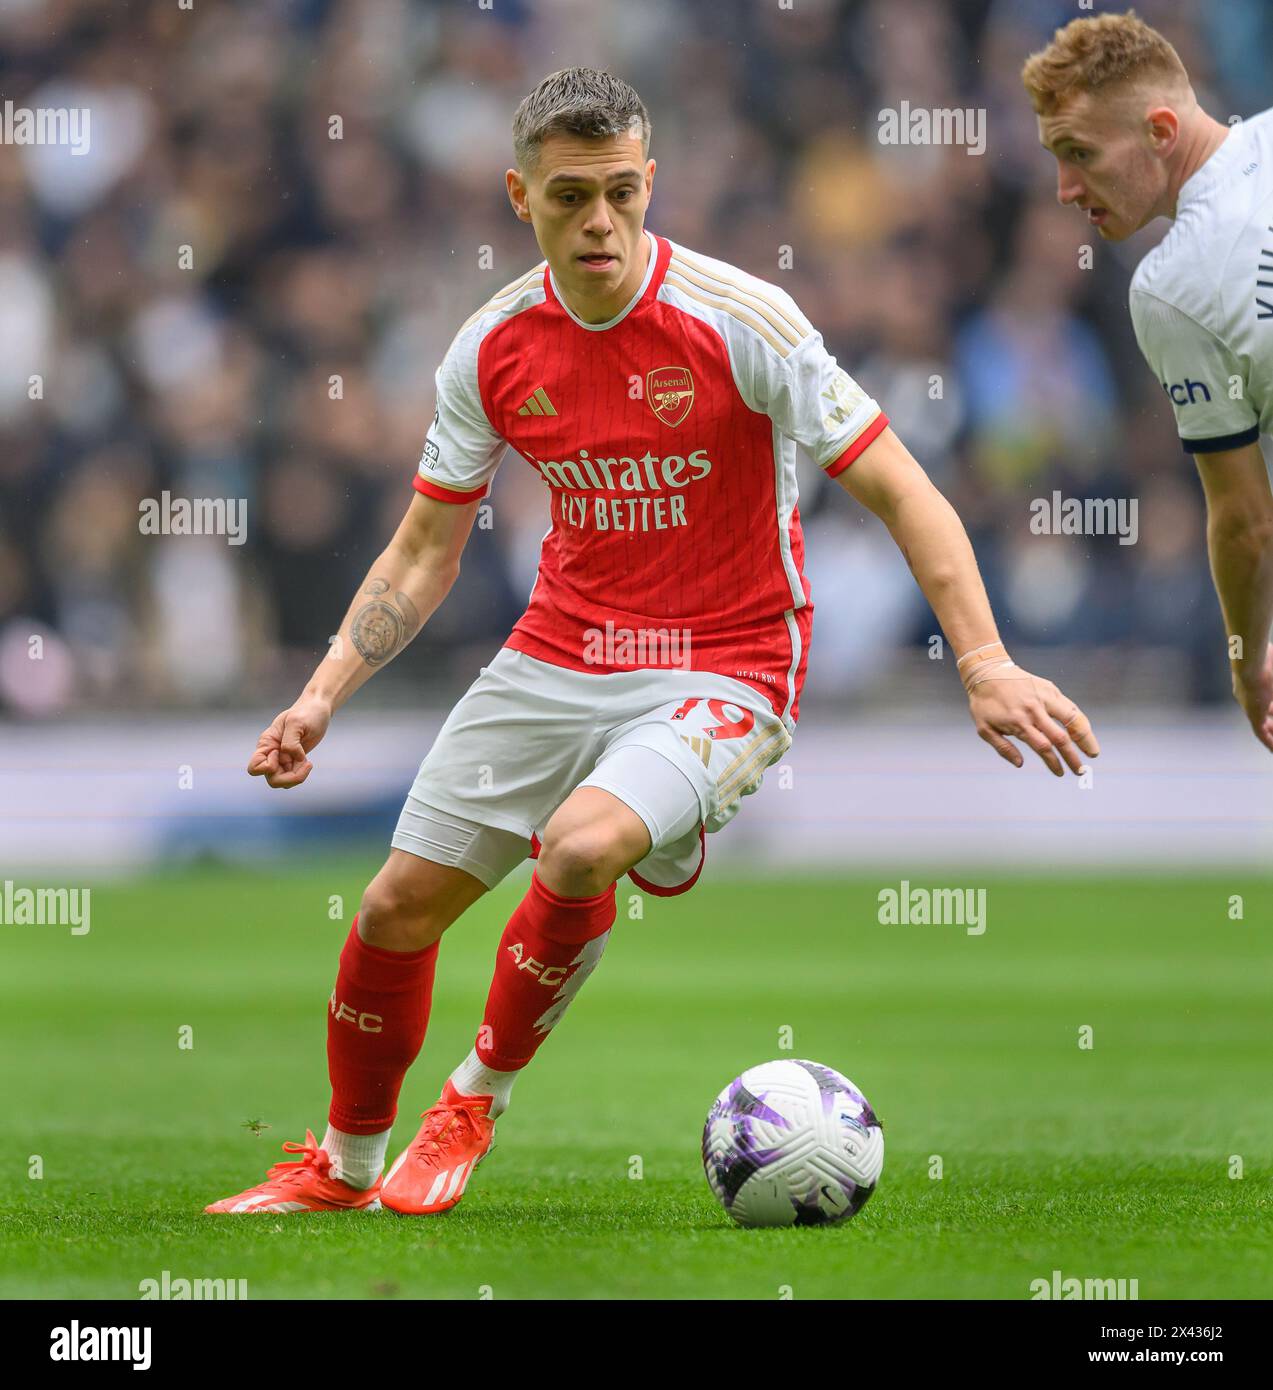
left=537, top=823, right=628, bottom=898
left=358, top=872, right=450, bottom=951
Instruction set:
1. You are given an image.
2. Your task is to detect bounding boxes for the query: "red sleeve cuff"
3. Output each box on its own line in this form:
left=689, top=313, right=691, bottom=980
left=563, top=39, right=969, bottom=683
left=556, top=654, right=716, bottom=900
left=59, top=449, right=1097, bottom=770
left=412, top=474, right=488, bottom=503
left=824, top=412, right=889, bottom=478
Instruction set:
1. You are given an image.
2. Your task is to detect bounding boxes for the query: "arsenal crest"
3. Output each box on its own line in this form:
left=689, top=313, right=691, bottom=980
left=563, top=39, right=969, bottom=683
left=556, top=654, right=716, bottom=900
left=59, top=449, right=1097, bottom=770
left=647, top=366, right=694, bottom=427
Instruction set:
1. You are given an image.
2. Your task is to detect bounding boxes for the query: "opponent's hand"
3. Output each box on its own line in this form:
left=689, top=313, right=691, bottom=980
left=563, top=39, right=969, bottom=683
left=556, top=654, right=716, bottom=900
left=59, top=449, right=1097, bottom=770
left=969, top=668, right=1099, bottom=777
left=247, top=695, right=332, bottom=788
left=1233, top=643, right=1273, bottom=753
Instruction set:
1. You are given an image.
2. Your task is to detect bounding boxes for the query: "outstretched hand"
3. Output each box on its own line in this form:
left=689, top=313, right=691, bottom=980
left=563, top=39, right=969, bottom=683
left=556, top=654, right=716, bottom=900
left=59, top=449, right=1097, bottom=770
left=960, top=645, right=1099, bottom=777
left=1233, top=643, right=1273, bottom=754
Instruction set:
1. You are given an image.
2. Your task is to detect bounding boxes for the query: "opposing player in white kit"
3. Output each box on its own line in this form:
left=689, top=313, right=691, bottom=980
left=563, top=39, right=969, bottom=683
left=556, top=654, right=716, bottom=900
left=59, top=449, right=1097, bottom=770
left=206, top=67, right=1097, bottom=1217
left=1025, top=11, right=1273, bottom=751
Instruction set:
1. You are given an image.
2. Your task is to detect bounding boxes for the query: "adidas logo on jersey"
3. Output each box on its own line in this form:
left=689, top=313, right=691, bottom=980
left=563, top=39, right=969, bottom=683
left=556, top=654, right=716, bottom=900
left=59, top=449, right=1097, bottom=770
left=518, top=387, right=558, bottom=417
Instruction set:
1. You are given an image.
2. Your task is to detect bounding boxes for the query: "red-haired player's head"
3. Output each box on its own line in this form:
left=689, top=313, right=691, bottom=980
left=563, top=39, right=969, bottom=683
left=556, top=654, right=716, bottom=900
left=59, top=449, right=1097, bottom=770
left=1023, top=10, right=1228, bottom=241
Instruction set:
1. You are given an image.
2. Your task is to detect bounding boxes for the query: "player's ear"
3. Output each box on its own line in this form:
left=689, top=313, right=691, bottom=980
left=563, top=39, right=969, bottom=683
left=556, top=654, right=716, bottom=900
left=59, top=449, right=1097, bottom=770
left=1145, top=105, right=1180, bottom=156
left=506, top=168, right=532, bottom=223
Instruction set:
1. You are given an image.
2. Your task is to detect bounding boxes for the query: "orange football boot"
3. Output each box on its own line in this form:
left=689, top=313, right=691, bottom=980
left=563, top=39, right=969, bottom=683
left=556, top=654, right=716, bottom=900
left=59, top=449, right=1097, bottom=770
left=204, top=1130, right=382, bottom=1214
left=381, top=1081, right=496, bottom=1215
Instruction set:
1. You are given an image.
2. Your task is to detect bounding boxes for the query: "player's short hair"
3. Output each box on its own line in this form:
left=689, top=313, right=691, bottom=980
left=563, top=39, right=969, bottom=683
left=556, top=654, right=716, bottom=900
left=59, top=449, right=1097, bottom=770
left=513, top=66, right=651, bottom=176
left=1021, top=10, right=1189, bottom=116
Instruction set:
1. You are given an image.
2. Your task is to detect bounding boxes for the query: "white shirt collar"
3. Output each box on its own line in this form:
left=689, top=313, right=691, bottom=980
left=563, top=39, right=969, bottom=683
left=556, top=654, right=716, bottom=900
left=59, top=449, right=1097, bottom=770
left=1177, top=123, right=1237, bottom=210
left=549, top=229, right=658, bottom=331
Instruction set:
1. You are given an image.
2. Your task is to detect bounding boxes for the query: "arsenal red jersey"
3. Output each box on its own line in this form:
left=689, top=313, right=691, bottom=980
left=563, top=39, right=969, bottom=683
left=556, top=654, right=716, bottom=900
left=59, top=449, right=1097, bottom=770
left=413, top=229, right=887, bottom=726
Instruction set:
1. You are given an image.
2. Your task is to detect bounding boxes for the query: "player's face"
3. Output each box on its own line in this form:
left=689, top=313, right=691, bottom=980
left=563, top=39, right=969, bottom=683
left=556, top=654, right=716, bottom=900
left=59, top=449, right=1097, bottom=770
left=508, top=131, right=655, bottom=321
left=1038, top=92, right=1169, bottom=241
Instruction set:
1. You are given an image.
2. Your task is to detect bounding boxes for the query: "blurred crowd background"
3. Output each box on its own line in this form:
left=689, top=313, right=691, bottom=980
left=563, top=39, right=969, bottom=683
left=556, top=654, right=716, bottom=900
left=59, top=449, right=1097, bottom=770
left=2, top=0, right=1270, bottom=718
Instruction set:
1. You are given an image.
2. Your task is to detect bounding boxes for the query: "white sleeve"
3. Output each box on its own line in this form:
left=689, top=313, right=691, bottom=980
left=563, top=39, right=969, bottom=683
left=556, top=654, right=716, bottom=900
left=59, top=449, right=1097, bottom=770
left=735, top=288, right=886, bottom=476
left=413, top=323, right=507, bottom=501
left=1129, top=288, right=1259, bottom=452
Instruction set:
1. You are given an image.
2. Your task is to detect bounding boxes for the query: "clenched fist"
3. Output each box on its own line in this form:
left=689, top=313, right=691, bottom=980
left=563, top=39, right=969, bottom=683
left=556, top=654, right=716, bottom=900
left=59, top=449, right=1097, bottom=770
left=247, top=695, right=333, bottom=789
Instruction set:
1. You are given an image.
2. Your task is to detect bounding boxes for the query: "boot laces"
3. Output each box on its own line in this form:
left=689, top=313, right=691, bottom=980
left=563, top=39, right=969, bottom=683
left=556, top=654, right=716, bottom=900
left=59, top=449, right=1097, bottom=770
left=412, top=1098, right=487, bottom=1159
left=264, top=1129, right=334, bottom=1186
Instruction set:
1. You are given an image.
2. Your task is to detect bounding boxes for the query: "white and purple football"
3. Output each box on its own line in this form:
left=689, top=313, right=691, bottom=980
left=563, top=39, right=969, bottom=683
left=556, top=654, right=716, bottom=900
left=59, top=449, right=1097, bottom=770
left=702, top=1059, right=884, bottom=1227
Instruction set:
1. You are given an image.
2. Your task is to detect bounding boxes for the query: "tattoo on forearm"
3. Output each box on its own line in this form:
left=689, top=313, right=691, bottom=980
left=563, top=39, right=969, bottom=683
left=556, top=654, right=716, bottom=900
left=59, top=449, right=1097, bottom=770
left=395, top=588, right=420, bottom=636
left=350, top=577, right=422, bottom=667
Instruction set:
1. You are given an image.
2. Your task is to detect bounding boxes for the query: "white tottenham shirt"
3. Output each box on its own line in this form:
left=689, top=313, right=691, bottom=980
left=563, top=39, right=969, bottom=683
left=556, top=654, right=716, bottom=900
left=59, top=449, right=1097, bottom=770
left=1130, top=108, right=1273, bottom=455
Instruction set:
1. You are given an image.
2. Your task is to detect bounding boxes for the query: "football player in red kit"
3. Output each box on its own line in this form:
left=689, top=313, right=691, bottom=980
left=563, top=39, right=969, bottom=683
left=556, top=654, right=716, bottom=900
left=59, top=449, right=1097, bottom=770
left=207, top=67, right=1097, bottom=1216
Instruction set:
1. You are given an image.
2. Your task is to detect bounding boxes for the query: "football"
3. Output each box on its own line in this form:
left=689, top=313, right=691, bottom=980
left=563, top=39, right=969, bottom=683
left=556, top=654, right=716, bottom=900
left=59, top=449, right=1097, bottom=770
left=702, top=1059, right=884, bottom=1227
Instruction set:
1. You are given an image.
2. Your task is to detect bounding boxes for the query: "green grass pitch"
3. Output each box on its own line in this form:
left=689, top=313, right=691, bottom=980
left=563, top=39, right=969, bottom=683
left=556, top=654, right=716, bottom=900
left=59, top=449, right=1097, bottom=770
left=1, top=859, right=1270, bottom=1300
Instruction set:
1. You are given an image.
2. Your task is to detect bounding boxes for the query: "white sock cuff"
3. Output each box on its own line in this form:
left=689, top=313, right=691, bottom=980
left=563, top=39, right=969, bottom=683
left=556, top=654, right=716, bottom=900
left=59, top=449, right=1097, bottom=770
left=320, top=1124, right=390, bottom=1189
left=450, top=1048, right=520, bottom=1118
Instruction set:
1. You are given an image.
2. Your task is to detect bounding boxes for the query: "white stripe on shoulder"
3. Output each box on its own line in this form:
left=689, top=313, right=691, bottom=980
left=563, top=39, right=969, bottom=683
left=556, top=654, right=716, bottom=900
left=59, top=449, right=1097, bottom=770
left=666, top=245, right=812, bottom=348
left=453, top=262, right=548, bottom=344
left=662, top=270, right=795, bottom=359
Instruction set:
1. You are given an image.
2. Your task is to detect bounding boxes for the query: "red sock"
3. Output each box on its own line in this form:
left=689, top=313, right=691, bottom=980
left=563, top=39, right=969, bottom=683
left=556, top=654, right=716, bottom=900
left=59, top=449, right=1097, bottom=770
left=476, top=871, right=616, bottom=1072
left=327, top=915, right=438, bottom=1134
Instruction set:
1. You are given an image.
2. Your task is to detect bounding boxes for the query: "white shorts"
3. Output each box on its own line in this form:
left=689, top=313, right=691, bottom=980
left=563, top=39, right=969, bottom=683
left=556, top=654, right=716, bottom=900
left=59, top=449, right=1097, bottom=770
left=391, top=648, right=793, bottom=894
